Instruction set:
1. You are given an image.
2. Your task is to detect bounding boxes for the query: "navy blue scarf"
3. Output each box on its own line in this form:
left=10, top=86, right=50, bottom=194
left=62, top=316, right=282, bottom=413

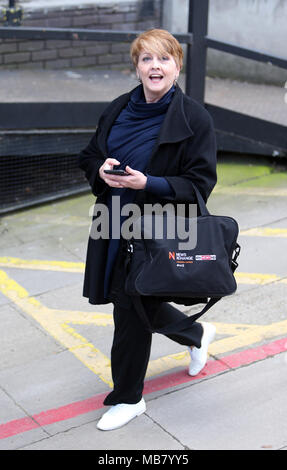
left=107, top=84, right=175, bottom=171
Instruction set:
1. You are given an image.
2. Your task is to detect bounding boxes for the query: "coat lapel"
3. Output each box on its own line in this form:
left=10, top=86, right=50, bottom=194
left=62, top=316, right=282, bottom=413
left=156, top=85, right=194, bottom=145
left=97, top=84, right=194, bottom=156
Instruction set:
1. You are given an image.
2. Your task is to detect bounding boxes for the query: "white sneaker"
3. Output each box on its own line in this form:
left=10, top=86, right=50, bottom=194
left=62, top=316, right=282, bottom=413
left=97, top=398, right=146, bottom=431
left=188, top=322, right=216, bottom=376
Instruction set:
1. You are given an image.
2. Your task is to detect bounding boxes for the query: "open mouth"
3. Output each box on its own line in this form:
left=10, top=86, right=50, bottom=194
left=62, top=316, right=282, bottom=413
left=149, top=74, right=163, bottom=83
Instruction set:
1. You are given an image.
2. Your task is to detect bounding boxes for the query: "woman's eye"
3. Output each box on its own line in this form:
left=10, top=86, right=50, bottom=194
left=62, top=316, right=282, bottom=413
left=162, top=56, right=169, bottom=61
left=142, top=57, right=151, bottom=62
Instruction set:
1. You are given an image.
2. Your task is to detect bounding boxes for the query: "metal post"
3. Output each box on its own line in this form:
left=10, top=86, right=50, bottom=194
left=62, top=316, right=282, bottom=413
left=185, top=0, right=209, bottom=104
left=3, top=0, right=23, bottom=26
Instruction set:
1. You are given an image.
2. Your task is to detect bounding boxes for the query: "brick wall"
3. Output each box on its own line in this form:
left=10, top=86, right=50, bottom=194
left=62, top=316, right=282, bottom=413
left=0, top=1, right=161, bottom=70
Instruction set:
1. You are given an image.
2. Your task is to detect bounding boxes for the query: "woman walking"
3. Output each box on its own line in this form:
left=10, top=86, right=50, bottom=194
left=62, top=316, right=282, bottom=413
left=79, top=29, right=217, bottom=431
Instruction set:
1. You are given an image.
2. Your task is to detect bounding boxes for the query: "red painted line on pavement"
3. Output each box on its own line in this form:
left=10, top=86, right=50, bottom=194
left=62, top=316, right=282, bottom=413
left=143, top=356, right=229, bottom=395
left=34, top=392, right=109, bottom=427
left=1, top=337, right=287, bottom=440
left=0, top=392, right=109, bottom=440
left=0, top=417, right=39, bottom=440
left=220, top=337, right=287, bottom=369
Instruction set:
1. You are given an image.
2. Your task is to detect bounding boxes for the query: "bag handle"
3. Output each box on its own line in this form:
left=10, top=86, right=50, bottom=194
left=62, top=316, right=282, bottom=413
left=192, top=184, right=210, bottom=217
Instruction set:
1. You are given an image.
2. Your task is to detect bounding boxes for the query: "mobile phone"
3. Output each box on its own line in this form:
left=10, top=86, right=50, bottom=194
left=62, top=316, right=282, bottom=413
left=104, top=169, right=129, bottom=176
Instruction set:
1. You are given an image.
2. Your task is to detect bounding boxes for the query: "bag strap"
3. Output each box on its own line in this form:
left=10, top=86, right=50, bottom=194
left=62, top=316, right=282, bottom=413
left=192, top=184, right=210, bottom=217
left=131, top=295, right=220, bottom=335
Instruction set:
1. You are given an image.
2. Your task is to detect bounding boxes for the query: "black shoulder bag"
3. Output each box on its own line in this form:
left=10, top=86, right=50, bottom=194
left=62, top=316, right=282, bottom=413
left=124, top=186, right=241, bottom=335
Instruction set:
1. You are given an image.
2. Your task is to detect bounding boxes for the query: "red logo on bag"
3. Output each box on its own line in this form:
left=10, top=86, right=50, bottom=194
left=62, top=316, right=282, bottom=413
left=169, top=251, right=175, bottom=260
left=195, top=254, right=216, bottom=261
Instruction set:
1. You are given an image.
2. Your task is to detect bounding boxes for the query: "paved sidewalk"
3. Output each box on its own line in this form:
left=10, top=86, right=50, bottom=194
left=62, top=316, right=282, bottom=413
left=0, top=69, right=287, bottom=451
left=0, top=152, right=287, bottom=450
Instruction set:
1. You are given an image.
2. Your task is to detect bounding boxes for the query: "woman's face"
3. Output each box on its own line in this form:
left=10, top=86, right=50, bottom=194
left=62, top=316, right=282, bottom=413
left=136, top=49, right=180, bottom=103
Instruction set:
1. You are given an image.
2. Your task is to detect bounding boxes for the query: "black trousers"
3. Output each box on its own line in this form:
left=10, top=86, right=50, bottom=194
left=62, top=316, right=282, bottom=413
left=104, top=246, right=204, bottom=405
left=103, top=297, right=204, bottom=405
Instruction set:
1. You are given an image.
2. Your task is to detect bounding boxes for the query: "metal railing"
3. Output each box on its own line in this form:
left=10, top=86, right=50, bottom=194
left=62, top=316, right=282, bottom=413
left=0, top=0, right=286, bottom=214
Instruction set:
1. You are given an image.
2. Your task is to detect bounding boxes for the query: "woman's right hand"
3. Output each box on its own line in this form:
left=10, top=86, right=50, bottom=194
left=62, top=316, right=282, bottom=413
left=99, top=157, right=121, bottom=187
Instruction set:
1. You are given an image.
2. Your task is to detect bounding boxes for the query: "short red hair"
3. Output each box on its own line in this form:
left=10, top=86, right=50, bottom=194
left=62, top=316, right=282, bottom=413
left=130, top=29, right=183, bottom=69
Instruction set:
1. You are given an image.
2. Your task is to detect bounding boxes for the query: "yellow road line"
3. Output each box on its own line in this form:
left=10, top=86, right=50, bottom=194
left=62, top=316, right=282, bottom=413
left=235, top=272, right=282, bottom=285
left=0, top=256, right=84, bottom=272
left=240, top=227, right=287, bottom=237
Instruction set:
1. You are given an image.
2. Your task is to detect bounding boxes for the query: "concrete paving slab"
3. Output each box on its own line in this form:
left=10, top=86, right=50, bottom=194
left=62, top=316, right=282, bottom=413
left=0, top=303, right=62, bottom=371
left=145, top=355, right=287, bottom=450
left=36, top=284, right=113, bottom=314
left=235, top=237, right=287, bottom=277
left=0, top=388, right=27, bottom=426
left=2, top=193, right=94, bottom=224
left=194, top=281, right=287, bottom=327
left=3, top=267, right=83, bottom=298
left=0, top=228, right=22, bottom=251
left=0, top=291, right=10, bottom=306
left=0, top=235, right=81, bottom=263
left=0, top=387, right=49, bottom=450
left=13, top=219, right=87, bottom=249
left=20, top=413, right=185, bottom=450
left=0, top=350, right=107, bottom=416
left=210, top=157, right=287, bottom=231
left=0, top=202, right=92, bottom=262
left=269, top=219, right=287, bottom=229
left=208, top=193, right=287, bottom=231
left=0, top=427, right=49, bottom=451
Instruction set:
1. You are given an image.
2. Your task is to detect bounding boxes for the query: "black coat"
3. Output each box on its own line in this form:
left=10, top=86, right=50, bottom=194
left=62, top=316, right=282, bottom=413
left=78, top=85, right=217, bottom=305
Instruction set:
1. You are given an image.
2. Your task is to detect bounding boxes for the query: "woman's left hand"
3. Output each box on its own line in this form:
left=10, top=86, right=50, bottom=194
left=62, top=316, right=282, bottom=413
left=108, top=166, right=147, bottom=190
